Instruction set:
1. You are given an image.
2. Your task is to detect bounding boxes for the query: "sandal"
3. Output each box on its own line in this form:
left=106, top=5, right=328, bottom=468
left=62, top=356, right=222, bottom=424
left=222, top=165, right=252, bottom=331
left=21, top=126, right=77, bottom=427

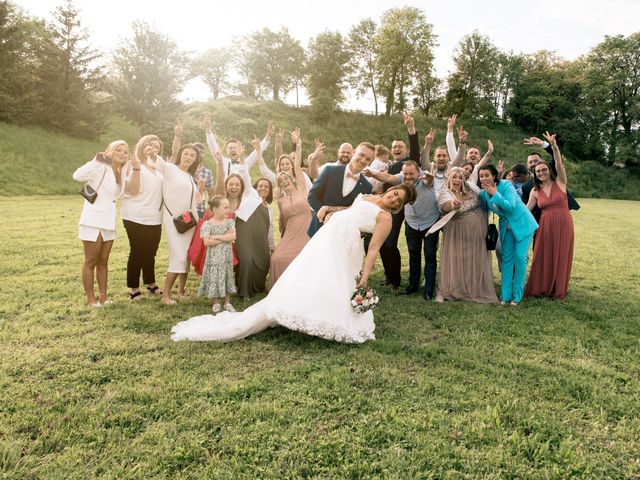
left=212, top=303, right=221, bottom=313
left=146, top=285, right=162, bottom=295
left=89, top=302, right=102, bottom=308
left=129, top=291, right=143, bottom=301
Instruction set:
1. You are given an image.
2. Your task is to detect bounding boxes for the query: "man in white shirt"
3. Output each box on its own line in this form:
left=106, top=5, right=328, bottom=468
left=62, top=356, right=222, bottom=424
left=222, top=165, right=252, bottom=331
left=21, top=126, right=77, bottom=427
left=203, top=112, right=274, bottom=178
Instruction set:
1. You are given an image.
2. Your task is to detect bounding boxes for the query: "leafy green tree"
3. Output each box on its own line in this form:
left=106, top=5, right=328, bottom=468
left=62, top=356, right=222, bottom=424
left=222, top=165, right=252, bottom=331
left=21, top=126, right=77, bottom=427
left=110, top=21, right=188, bottom=134
left=306, top=31, right=350, bottom=120
left=347, top=18, right=380, bottom=115
left=235, top=27, right=305, bottom=101
left=582, top=33, right=640, bottom=166
left=507, top=51, right=591, bottom=160
left=444, top=30, right=500, bottom=119
left=376, top=6, right=437, bottom=115
left=493, top=52, right=525, bottom=121
left=0, top=1, right=50, bottom=124
left=36, top=0, right=104, bottom=137
left=193, top=47, right=231, bottom=99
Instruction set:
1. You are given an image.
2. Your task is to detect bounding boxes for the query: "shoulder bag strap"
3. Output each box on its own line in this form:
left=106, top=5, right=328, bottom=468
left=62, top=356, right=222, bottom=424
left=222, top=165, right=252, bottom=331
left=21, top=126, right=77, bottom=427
left=91, top=165, right=107, bottom=191
left=162, top=176, right=195, bottom=217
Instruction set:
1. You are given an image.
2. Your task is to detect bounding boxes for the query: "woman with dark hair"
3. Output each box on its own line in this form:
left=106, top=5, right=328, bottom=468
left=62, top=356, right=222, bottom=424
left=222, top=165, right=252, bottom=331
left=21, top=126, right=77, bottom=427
left=121, top=134, right=164, bottom=300
left=269, top=134, right=312, bottom=285
left=161, top=144, right=201, bottom=304
left=478, top=163, right=538, bottom=305
left=171, top=183, right=417, bottom=344
left=436, top=167, right=497, bottom=303
left=524, top=132, right=574, bottom=299
left=213, top=139, right=270, bottom=299
left=73, top=140, right=129, bottom=306
left=254, top=177, right=275, bottom=253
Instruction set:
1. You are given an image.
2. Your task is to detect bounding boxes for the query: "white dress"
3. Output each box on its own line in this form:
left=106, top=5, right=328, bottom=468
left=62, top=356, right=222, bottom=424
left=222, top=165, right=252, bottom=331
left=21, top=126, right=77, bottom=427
left=162, top=164, right=198, bottom=273
left=171, top=194, right=382, bottom=344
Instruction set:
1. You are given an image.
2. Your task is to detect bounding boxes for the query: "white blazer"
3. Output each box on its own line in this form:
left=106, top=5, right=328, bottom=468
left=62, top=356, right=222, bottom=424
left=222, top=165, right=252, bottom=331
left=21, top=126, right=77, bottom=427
left=73, top=158, right=122, bottom=230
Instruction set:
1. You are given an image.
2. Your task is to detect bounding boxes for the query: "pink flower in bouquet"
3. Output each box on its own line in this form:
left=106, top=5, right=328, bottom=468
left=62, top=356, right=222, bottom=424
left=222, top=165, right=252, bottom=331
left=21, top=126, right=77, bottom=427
left=354, top=294, right=363, bottom=303
left=366, top=290, right=374, bottom=299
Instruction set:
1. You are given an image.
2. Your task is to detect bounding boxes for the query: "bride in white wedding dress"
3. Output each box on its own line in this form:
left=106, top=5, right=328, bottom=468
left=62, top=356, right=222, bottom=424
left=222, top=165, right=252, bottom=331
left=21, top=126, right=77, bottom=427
left=171, top=184, right=416, bottom=344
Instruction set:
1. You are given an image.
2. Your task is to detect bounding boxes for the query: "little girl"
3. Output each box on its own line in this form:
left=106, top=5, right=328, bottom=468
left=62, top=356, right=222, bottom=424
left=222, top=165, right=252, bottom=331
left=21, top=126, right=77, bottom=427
left=198, top=195, right=237, bottom=313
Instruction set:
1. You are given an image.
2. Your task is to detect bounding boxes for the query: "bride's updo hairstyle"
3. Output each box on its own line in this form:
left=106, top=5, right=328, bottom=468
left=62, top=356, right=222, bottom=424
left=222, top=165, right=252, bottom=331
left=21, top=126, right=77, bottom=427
left=386, top=182, right=417, bottom=213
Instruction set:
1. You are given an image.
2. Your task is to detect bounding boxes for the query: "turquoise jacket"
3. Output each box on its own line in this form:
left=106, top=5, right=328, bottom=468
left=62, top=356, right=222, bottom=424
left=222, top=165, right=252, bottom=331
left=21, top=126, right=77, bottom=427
left=479, top=180, right=538, bottom=241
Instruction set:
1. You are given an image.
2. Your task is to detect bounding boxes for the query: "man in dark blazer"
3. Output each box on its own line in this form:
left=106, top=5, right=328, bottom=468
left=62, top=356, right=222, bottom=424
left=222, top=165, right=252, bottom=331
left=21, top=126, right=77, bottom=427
left=307, top=142, right=375, bottom=237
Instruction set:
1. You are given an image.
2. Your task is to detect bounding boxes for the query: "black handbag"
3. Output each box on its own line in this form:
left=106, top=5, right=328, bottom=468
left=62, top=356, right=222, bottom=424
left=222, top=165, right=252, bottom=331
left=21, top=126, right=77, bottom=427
left=486, top=213, right=499, bottom=251
left=164, top=179, right=197, bottom=234
left=79, top=167, right=107, bottom=204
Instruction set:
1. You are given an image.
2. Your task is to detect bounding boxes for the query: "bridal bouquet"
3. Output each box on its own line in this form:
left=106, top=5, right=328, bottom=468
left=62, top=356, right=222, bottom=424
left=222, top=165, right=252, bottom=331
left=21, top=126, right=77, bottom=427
left=351, top=276, right=379, bottom=314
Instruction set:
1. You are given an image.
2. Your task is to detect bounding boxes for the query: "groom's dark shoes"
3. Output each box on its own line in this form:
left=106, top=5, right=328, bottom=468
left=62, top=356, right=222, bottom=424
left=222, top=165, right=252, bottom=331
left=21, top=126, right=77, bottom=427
left=400, top=286, right=418, bottom=295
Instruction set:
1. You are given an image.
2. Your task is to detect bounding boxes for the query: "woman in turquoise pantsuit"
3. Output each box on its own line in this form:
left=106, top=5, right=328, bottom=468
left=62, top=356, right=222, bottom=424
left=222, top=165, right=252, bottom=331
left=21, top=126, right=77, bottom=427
left=478, top=164, right=538, bottom=305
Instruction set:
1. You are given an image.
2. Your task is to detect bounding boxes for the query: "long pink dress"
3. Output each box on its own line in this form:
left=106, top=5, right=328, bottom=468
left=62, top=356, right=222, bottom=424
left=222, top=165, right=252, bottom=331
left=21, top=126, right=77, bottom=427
left=269, top=189, right=312, bottom=285
left=525, top=182, right=574, bottom=299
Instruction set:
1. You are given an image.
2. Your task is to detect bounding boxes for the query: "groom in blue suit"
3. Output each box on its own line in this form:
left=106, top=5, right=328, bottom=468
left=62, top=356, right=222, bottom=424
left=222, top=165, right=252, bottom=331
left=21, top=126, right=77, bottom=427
left=307, top=142, right=375, bottom=237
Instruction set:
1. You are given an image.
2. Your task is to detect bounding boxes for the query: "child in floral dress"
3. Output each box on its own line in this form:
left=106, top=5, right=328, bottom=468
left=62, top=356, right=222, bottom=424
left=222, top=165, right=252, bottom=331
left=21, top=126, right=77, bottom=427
left=198, top=196, right=237, bottom=313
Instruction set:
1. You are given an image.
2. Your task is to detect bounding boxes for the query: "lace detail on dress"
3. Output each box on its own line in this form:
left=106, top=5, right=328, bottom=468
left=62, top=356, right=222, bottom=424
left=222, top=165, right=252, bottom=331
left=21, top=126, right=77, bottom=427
left=268, top=307, right=375, bottom=344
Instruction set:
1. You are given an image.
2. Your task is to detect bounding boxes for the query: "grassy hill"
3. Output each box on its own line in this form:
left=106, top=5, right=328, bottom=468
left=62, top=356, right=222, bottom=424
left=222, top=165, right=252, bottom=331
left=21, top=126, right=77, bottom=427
left=1, top=98, right=638, bottom=199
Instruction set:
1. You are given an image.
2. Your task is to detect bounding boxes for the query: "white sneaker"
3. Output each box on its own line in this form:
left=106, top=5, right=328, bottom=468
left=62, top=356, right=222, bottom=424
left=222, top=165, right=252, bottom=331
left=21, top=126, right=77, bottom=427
left=212, top=303, right=221, bottom=313
left=224, top=303, right=235, bottom=312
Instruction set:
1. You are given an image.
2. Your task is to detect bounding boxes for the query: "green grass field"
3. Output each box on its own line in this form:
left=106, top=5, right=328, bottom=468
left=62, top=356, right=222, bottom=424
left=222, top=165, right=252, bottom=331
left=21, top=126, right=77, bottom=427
left=1, top=196, right=639, bottom=478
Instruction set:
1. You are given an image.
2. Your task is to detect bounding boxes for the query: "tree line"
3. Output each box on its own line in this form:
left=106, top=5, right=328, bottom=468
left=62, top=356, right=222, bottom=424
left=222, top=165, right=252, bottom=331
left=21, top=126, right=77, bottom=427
left=1, top=0, right=639, bottom=166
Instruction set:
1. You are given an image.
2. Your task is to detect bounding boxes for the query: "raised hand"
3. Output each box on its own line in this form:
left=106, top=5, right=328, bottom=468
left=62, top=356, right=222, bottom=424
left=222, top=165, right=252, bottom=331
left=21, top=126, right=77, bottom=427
left=275, top=128, right=285, bottom=143
left=447, top=114, right=458, bottom=132
left=266, top=120, right=275, bottom=138
left=402, top=110, right=415, bottom=132
left=203, top=113, right=212, bottom=133
left=523, top=136, right=543, bottom=146
left=311, top=139, right=325, bottom=160
left=290, top=127, right=301, bottom=145
left=212, top=150, right=223, bottom=164
left=251, top=135, right=261, bottom=152
left=487, top=140, right=494, bottom=155
left=175, top=117, right=184, bottom=138
left=497, top=160, right=505, bottom=177
left=457, top=127, right=468, bottom=144
left=424, top=127, right=436, bottom=146
left=542, top=131, right=557, bottom=147
left=197, top=177, right=206, bottom=193
left=237, top=142, right=245, bottom=161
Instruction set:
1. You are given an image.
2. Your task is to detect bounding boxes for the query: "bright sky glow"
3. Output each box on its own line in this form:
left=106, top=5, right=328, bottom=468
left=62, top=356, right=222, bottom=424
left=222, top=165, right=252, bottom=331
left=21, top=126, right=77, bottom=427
left=15, top=0, right=640, bottom=110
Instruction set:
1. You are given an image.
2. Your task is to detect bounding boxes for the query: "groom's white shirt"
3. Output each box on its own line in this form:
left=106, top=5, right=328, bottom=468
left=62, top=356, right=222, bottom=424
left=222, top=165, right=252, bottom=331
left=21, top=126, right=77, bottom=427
left=342, top=166, right=359, bottom=197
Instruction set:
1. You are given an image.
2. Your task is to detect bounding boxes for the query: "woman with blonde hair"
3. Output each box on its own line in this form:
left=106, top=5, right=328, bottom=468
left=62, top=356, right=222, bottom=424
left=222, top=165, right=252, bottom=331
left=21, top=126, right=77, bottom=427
left=436, top=167, right=497, bottom=303
left=73, top=140, right=129, bottom=306
left=121, top=134, right=165, bottom=300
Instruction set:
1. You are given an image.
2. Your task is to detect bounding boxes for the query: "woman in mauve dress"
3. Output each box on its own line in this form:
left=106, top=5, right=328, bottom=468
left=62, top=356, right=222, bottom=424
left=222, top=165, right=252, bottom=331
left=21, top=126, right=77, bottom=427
left=270, top=131, right=312, bottom=285
left=525, top=132, right=574, bottom=299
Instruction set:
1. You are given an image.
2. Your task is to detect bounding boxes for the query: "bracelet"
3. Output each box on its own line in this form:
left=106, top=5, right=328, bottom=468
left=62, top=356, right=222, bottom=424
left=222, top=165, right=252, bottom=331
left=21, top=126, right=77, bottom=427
left=133, top=168, right=141, bottom=171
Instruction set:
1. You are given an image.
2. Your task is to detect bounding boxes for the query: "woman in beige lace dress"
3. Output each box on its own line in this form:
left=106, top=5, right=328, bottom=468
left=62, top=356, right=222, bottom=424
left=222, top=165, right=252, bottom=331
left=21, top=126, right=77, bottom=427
left=436, top=167, right=498, bottom=303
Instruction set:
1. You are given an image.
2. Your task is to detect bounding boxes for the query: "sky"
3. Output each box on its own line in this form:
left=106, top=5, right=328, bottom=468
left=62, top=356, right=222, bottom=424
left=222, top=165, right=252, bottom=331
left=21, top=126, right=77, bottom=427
left=14, top=0, right=640, bottom=111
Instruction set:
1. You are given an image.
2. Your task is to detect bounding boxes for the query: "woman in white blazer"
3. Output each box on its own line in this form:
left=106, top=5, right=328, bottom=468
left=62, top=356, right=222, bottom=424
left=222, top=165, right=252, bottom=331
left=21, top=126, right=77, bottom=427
left=73, top=140, right=129, bottom=307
